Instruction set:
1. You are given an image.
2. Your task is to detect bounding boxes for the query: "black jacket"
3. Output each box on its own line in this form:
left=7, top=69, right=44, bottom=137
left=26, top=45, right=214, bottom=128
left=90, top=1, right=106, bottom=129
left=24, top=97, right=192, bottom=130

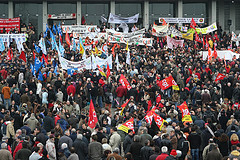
left=140, top=146, right=154, bottom=160
left=129, top=142, right=143, bottom=160
left=188, top=132, right=201, bottom=149
left=43, top=116, right=54, bottom=132
left=73, top=139, right=88, bottom=160
left=123, top=135, right=133, bottom=154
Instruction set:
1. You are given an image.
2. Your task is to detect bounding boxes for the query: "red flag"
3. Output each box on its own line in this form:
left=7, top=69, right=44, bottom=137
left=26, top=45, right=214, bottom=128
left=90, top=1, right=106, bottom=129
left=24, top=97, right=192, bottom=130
left=153, top=113, right=167, bottom=130
left=206, top=38, right=209, bottom=48
left=65, top=29, right=71, bottom=46
left=119, top=74, right=132, bottom=90
left=42, top=54, right=48, bottom=64
left=81, top=16, right=86, bottom=25
left=33, top=51, right=36, bottom=60
left=215, top=73, right=226, bottom=82
left=7, top=49, right=12, bottom=61
left=59, top=33, right=62, bottom=44
left=190, top=18, right=197, bottom=29
left=88, top=99, right=98, bottom=129
left=118, top=118, right=135, bottom=133
left=144, top=109, right=155, bottom=125
left=203, top=37, right=205, bottom=49
left=213, top=46, right=218, bottom=59
left=162, top=19, right=167, bottom=26
left=195, top=32, right=202, bottom=43
left=106, top=63, right=110, bottom=79
left=156, top=94, right=161, bottom=104
left=208, top=47, right=212, bottom=64
left=19, top=51, right=26, bottom=62
left=157, top=76, right=172, bottom=90
left=147, top=100, right=152, bottom=113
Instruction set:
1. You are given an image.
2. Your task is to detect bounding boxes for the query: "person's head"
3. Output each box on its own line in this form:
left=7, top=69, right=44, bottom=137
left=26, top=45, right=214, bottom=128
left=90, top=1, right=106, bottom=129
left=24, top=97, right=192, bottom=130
left=133, top=135, right=140, bottom=142
left=77, top=134, right=83, bottom=140
left=113, top=148, right=120, bottom=154
left=61, top=143, right=68, bottom=150
left=92, top=134, right=98, bottom=141
left=128, top=129, right=133, bottom=136
left=144, top=139, right=150, bottom=146
left=161, top=146, right=168, bottom=153
left=1, top=143, right=7, bottom=149
left=69, top=147, right=75, bottom=153
left=33, top=146, right=40, bottom=153
left=64, top=130, right=70, bottom=136
left=110, top=127, right=117, bottom=133
left=37, top=143, right=43, bottom=151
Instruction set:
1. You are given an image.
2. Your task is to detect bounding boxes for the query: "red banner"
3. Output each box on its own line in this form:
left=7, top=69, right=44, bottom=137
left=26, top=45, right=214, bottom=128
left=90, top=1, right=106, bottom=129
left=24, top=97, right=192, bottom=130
left=88, top=100, right=98, bottom=129
left=177, top=101, right=193, bottom=123
left=153, top=113, right=166, bottom=130
left=119, top=74, right=132, bottom=90
left=0, top=18, right=20, bottom=32
left=157, top=76, right=179, bottom=90
left=215, top=73, right=225, bottom=82
left=118, top=118, right=135, bottom=133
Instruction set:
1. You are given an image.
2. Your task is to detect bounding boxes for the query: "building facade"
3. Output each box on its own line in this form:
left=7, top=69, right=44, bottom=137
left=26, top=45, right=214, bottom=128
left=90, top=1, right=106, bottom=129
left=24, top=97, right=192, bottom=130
left=0, top=0, right=237, bottom=35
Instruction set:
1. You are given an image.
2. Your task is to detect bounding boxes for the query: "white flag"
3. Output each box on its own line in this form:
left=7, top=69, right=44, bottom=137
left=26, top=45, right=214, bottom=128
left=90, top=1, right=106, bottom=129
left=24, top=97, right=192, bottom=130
left=126, top=51, right=130, bottom=65
left=39, top=38, right=47, bottom=55
left=108, top=13, right=139, bottom=24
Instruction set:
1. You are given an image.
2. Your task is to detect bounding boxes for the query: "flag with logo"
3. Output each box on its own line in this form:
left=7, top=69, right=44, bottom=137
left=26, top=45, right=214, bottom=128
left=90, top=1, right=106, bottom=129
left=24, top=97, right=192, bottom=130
left=118, top=118, right=135, bottom=133
left=182, top=33, right=193, bottom=41
left=171, top=76, right=180, bottom=91
left=195, top=32, right=202, bottom=43
left=119, top=74, right=132, bottom=90
left=215, top=73, right=226, bottom=82
left=34, top=57, right=41, bottom=73
left=38, top=71, right=44, bottom=81
left=78, top=37, right=85, bottom=54
left=39, top=38, right=47, bottom=55
left=106, top=63, right=110, bottom=79
left=144, top=108, right=155, bottom=125
left=88, top=99, right=98, bottom=129
left=97, top=65, right=106, bottom=77
left=67, top=68, right=78, bottom=76
left=157, top=76, right=173, bottom=90
left=19, top=51, right=26, bottom=62
left=213, top=46, right=218, bottom=59
left=153, top=113, right=167, bottom=130
left=120, top=99, right=131, bottom=116
left=177, top=101, right=193, bottom=123
left=65, top=29, right=71, bottom=46
left=190, top=18, right=197, bottom=30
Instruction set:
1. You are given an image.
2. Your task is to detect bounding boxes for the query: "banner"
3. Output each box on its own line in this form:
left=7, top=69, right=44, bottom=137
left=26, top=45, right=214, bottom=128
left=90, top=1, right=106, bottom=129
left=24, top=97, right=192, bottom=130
left=118, top=118, right=135, bottom=133
left=59, top=56, right=91, bottom=70
left=106, top=28, right=145, bottom=38
left=167, top=26, right=182, bottom=37
left=95, top=55, right=112, bottom=69
left=180, top=26, right=188, bottom=32
left=188, top=22, right=217, bottom=34
left=201, top=50, right=240, bottom=61
left=62, top=25, right=97, bottom=33
left=182, top=33, right=193, bottom=41
left=119, top=74, right=132, bottom=90
left=144, top=109, right=155, bottom=125
left=159, top=18, right=204, bottom=24
left=108, top=13, right=139, bottom=24
left=48, top=13, right=76, bottom=20
left=232, top=32, right=238, bottom=42
left=0, top=34, right=26, bottom=43
left=153, top=113, right=167, bottom=130
left=167, top=36, right=184, bottom=49
left=0, top=18, right=20, bottom=32
left=157, top=76, right=173, bottom=90
left=177, top=102, right=193, bottom=123
left=153, top=24, right=168, bottom=33
left=215, top=73, right=226, bottom=82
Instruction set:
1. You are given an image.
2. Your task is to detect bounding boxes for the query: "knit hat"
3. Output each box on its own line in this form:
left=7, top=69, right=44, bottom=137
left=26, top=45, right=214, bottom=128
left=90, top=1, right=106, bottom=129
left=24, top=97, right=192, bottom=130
left=170, top=149, right=177, bottom=156
left=231, top=150, right=240, bottom=157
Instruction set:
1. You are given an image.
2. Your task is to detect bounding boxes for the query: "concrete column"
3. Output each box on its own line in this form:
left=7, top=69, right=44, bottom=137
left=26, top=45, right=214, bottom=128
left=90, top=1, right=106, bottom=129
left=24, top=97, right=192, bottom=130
left=218, top=0, right=224, bottom=29
left=230, top=2, right=235, bottom=32
left=211, top=0, right=217, bottom=24
left=77, top=1, right=81, bottom=25
left=43, top=1, right=48, bottom=32
left=8, top=1, right=14, bottom=18
left=177, top=0, right=183, bottom=18
left=143, top=1, right=149, bottom=30
left=110, top=1, right=115, bottom=27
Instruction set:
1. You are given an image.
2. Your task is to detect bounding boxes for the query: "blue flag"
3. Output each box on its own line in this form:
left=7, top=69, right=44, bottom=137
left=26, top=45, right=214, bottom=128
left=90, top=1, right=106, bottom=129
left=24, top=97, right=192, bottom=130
left=34, top=44, right=41, bottom=53
left=59, top=40, right=65, bottom=57
left=38, top=71, right=43, bottom=81
left=34, top=57, right=41, bottom=73
left=50, top=30, right=57, bottom=50
left=30, top=64, right=35, bottom=76
left=57, top=22, right=62, bottom=36
left=52, top=24, right=57, bottom=34
left=0, top=37, right=5, bottom=52
left=67, top=68, right=78, bottom=76
left=44, top=24, right=49, bottom=38
left=54, top=65, right=58, bottom=75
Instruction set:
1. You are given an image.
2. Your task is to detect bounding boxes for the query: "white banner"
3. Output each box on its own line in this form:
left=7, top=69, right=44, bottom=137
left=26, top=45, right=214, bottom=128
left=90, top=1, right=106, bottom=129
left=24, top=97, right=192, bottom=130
left=159, top=18, right=204, bottom=24
left=108, top=13, right=139, bottom=24
left=0, top=34, right=26, bottom=43
left=62, top=25, right=97, bottom=33
left=167, top=36, right=184, bottom=49
left=153, top=24, right=168, bottom=33
left=201, top=50, right=240, bottom=61
left=59, top=56, right=92, bottom=70
left=59, top=55, right=112, bottom=70
left=167, top=26, right=182, bottom=37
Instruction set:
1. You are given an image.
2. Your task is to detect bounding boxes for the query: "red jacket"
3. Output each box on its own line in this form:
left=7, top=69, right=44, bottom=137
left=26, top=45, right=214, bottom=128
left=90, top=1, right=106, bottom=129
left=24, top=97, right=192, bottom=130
left=13, top=141, right=23, bottom=159
left=0, top=69, right=7, bottom=79
left=116, top=85, right=127, bottom=98
left=156, top=153, right=169, bottom=160
left=67, top=85, right=76, bottom=96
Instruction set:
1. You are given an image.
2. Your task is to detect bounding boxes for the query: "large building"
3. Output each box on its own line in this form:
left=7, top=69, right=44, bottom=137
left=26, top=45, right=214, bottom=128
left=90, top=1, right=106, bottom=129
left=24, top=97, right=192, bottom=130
left=0, top=0, right=237, bottom=35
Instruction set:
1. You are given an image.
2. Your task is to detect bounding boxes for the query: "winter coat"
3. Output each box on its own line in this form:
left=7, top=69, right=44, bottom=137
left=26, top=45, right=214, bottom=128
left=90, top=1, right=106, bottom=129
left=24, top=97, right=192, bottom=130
left=187, top=132, right=201, bottom=149
left=88, top=141, right=103, bottom=160
left=67, top=85, right=76, bottom=96
left=58, top=135, right=73, bottom=149
left=43, top=116, right=55, bottom=132
left=25, top=116, right=39, bottom=131
left=14, top=148, right=32, bottom=160
left=57, top=119, right=69, bottom=132
left=68, top=153, right=79, bottom=160
left=116, top=85, right=127, bottom=98
left=140, top=146, right=154, bottom=160
left=206, top=148, right=223, bottom=160
left=73, top=138, right=88, bottom=160
left=129, top=142, right=143, bottom=160
left=123, top=135, right=133, bottom=154
left=46, top=139, right=56, bottom=160
left=0, top=149, right=12, bottom=160
left=109, top=132, right=121, bottom=150
left=2, top=86, right=11, bottom=99
left=6, top=122, right=15, bottom=139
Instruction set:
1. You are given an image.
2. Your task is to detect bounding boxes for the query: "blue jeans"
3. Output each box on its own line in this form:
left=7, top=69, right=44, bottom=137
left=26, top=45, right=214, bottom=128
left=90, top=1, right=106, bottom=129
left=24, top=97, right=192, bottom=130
left=191, top=148, right=199, bottom=160
left=98, top=96, right=103, bottom=108
left=4, top=99, right=11, bottom=110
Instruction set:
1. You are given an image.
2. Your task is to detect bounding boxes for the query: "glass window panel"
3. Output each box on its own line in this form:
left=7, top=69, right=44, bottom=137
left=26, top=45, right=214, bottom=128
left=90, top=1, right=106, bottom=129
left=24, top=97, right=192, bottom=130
left=15, top=3, right=43, bottom=38
left=0, top=3, right=8, bottom=18
left=183, top=3, right=206, bottom=19
left=149, top=3, right=174, bottom=25
left=82, top=3, right=109, bottom=25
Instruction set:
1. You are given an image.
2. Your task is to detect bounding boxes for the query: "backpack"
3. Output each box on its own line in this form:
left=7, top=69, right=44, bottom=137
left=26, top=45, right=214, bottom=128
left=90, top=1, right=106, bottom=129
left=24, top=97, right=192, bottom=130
left=181, top=140, right=190, bottom=156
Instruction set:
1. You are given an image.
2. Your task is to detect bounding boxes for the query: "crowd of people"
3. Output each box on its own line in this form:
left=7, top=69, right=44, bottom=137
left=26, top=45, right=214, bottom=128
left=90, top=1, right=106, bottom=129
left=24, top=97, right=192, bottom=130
left=0, top=19, right=239, bottom=160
